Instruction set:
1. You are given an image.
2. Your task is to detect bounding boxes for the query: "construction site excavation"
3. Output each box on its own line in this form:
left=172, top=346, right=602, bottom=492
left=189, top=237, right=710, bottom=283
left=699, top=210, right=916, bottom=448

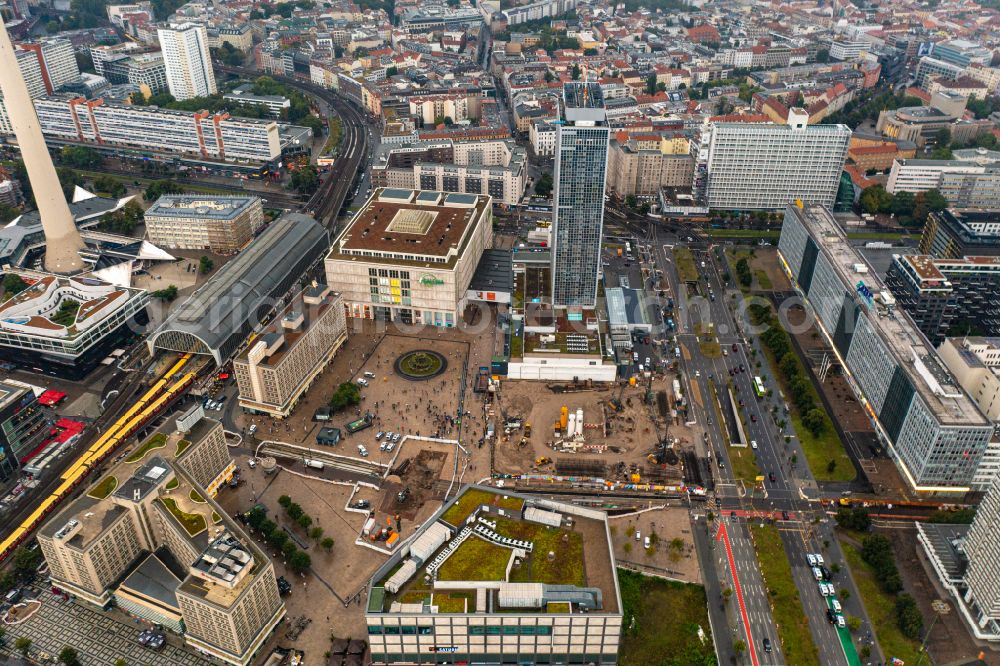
left=487, top=375, right=707, bottom=495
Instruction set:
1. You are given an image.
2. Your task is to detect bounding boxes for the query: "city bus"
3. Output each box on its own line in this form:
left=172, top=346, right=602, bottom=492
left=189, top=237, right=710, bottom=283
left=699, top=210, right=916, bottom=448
left=753, top=376, right=766, bottom=398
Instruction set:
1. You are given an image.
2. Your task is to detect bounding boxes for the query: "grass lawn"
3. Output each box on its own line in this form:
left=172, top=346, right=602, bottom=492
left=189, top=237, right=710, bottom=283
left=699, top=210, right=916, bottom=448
left=212, top=511, right=222, bottom=524
left=751, top=525, right=821, bottom=665
left=433, top=593, right=471, bottom=613
left=753, top=314, right=854, bottom=482
left=846, top=231, right=910, bottom=241
left=160, top=498, right=207, bottom=537
left=189, top=488, right=206, bottom=503
left=708, top=229, right=780, bottom=239
left=437, top=538, right=511, bottom=581
left=617, top=568, right=715, bottom=666
left=87, top=475, right=118, bottom=500
left=176, top=439, right=192, bottom=456
left=674, top=247, right=699, bottom=283
left=728, top=446, right=760, bottom=485
left=842, top=543, right=922, bottom=665
left=125, top=433, right=167, bottom=464
left=441, top=488, right=524, bottom=526
left=754, top=269, right=773, bottom=290
left=499, top=517, right=585, bottom=587
left=165, top=477, right=178, bottom=490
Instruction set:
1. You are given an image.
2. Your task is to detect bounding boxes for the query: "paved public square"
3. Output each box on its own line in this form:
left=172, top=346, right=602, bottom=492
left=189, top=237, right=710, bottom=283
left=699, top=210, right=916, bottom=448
left=2, top=588, right=209, bottom=666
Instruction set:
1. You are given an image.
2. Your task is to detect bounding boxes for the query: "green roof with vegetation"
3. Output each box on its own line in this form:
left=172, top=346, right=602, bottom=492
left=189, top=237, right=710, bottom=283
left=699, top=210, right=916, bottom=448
left=175, top=439, right=192, bottom=456
left=87, top=476, right=118, bottom=500
left=160, top=498, right=207, bottom=537
left=437, top=538, right=511, bottom=581
left=441, top=488, right=524, bottom=526
left=433, top=593, right=471, bottom=613
left=125, top=433, right=167, bottom=464
left=189, top=489, right=206, bottom=503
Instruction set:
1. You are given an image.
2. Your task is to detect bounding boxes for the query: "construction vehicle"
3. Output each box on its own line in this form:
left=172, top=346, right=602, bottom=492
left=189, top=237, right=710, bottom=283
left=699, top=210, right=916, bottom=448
left=524, top=423, right=531, bottom=437
left=397, top=486, right=410, bottom=503
left=535, top=457, right=551, bottom=465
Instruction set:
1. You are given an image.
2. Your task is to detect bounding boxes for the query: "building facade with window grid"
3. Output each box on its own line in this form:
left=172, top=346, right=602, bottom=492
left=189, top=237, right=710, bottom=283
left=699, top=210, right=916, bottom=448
left=324, top=189, right=493, bottom=326
left=778, top=203, right=994, bottom=492
left=552, top=82, right=610, bottom=308
left=704, top=110, right=850, bottom=210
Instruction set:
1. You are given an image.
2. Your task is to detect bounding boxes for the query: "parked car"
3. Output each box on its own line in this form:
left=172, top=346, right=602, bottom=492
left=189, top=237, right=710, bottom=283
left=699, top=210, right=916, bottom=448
left=832, top=599, right=842, bottom=613
left=392, top=432, right=401, bottom=443
left=358, top=445, right=368, bottom=457
left=836, top=615, right=846, bottom=629
left=375, top=431, right=385, bottom=440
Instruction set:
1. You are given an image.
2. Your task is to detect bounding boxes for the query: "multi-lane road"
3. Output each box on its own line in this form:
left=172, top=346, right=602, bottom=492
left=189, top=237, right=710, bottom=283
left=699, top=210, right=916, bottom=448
left=620, top=213, right=884, bottom=666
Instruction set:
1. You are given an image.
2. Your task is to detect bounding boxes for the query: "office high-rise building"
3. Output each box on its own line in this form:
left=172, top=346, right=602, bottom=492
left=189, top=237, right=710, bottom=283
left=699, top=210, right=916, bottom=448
left=963, top=474, right=1000, bottom=636
left=704, top=110, right=851, bottom=210
left=158, top=23, right=216, bottom=101
left=552, top=82, right=609, bottom=308
left=778, top=203, right=994, bottom=492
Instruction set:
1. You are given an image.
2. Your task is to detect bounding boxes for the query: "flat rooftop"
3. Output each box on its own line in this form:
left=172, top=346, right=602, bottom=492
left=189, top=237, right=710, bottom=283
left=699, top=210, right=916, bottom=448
left=145, top=195, right=260, bottom=220
left=234, top=285, right=338, bottom=368
left=791, top=205, right=989, bottom=426
left=369, top=485, right=619, bottom=615
left=328, top=188, right=489, bottom=267
left=41, top=412, right=220, bottom=550
left=469, top=249, right=513, bottom=295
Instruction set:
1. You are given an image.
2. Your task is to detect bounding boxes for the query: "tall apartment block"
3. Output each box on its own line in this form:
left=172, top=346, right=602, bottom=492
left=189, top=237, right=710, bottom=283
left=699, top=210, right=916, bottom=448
left=552, top=82, right=609, bottom=308
left=158, top=23, right=217, bottom=101
left=920, top=209, right=1000, bottom=259
left=961, top=474, right=1000, bottom=639
left=16, top=39, right=79, bottom=95
left=38, top=407, right=284, bottom=665
left=144, top=195, right=265, bottom=254
left=234, top=284, right=348, bottom=418
left=704, top=110, right=850, bottom=210
left=778, top=203, right=993, bottom=492
left=885, top=253, right=1000, bottom=344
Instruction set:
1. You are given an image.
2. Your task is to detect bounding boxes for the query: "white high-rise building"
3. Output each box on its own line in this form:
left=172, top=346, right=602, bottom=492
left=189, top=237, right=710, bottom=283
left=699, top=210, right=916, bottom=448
left=158, top=23, right=216, bottom=101
left=704, top=110, right=851, bottom=210
left=962, top=474, right=1000, bottom=639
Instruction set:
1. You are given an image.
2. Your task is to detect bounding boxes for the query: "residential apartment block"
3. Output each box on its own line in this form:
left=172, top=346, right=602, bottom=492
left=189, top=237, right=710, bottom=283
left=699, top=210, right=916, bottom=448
left=324, top=188, right=493, bottom=326
left=920, top=209, right=1000, bottom=259
left=38, top=406, right=284, bottom=665
left=158, top=23, right=217, bottom=100
left=16, top=38, right=79, bottom=95
left=144, top=195, right=265, bottom=254
left=606, top=134, right=694, bottom=197
left=371, top=138, right=526, bottom=206
left=887, top=160, right=1000, bottom=209
left=704, top=110, right=850, bottom=210
left=0, top=95, right=283, bottom=164
left=778, top=203, right=993, bottom=492
left=885, top=253, right=1000, bottom=344
left=234, top=284, right=348, bottom=418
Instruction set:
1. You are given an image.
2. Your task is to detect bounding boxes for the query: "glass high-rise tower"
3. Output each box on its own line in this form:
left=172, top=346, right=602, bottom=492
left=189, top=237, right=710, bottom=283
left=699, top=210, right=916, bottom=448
left=551, top=82, right=609, bottom=308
